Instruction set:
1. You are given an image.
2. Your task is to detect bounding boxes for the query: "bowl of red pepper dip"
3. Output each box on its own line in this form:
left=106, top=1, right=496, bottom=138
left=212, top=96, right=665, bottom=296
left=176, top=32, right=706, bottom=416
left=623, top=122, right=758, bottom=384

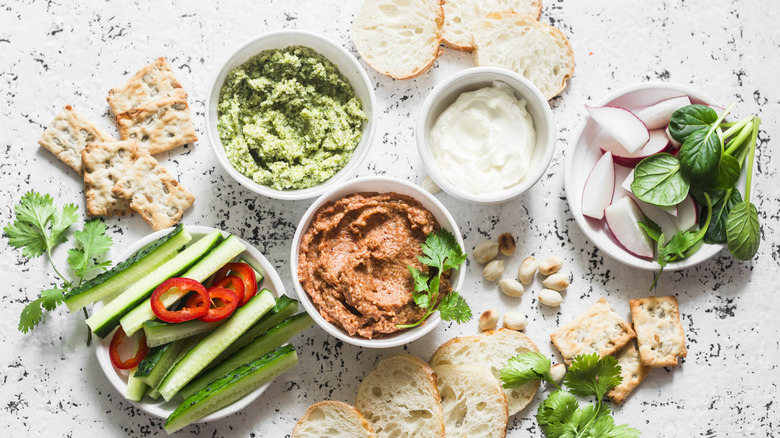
left=291, top=176, right=465, bottom=348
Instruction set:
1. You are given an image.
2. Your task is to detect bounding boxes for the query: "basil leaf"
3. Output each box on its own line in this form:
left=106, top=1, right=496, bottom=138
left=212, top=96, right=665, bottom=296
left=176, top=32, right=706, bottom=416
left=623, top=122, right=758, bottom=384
left=678, top=127, right=723, bottom=181
left=726, top=201, right=760, bottom=260
left=669, top=104, right=719, bottom=143
left=708, top=154, right=741, bottom=190
left=702, top=188, right=742, bottom=244
left=631, top=153, right=690, bottom=207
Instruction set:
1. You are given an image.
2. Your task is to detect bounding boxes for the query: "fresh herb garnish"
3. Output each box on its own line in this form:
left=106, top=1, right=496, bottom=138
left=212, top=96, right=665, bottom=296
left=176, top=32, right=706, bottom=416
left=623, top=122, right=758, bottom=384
left=4, top=191, right=113, bottom=339
left=501, top=352, right=640, bottom=438
left=398, top=229, right=470, bottom=328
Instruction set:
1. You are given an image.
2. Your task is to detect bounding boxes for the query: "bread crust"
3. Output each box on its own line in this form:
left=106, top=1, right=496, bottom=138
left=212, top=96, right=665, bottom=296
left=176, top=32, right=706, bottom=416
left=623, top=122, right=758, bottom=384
left=292, top=400, right=376, bottom=438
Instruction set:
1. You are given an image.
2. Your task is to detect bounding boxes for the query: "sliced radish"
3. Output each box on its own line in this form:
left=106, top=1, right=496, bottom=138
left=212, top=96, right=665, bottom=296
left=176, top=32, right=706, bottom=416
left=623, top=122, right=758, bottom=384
left=634, top=96, right=691, bottom=130
left=581, top=152, right=615, bottom=220
left=586, top=105, right=650, bottom=153
left=665, top=126, right=681, bottom=149
left=621, top=169, right=677, bottom=217
left=634, top=197, right=677, bottom=244
left=707, top=104, right=727, bottom=114
left=612, top=165, right=633, bottom=202
left=601, top=129, right=671, bottom=167
left=673, top=195, right=698, bottom=231
left=605, top=196, right=655, bottom=259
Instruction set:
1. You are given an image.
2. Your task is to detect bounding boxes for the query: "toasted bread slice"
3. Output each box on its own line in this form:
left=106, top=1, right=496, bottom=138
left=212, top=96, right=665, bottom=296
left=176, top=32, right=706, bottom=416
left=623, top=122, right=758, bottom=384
left=433, top=365, right=508, bottom=438
left=442, top=0, right=542, bottom=51
left=473, top=11, right=575, bottom=99
left=356, top=355, right=445, bottom=438
left=352, top=0, right=444, bottom=79
left=292, top=401, right=376, bottom=438
left=430, top=329, right=540, bottom=415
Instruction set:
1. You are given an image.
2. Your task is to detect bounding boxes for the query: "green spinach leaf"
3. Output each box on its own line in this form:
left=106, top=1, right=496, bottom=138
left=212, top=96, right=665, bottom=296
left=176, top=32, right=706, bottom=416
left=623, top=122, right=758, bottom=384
left=631, top=153, right=689, bottom=207
left=678, top=126, right=722, bottom=181
left=725, top=201, right=760, bottom=260
left=708, top=154, right=741, bottom=191
left=702, top=188, right=741, bottom=244
left=668, top=104, right=718, bottom=143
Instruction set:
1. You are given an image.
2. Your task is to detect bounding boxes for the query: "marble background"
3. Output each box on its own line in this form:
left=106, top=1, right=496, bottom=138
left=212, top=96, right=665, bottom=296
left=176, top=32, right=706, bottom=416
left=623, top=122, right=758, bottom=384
left=1, top=0, right=778, bottom=436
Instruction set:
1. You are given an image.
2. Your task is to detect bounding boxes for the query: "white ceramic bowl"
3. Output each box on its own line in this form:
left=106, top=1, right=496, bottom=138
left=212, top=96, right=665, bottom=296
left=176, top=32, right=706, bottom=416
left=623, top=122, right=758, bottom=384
left=565, top=82, right=728, bottom=271
left=416, top=67, right=556, bottom=204
left=290, top=176, right=466, bottom=348
left=206, top=30, right=377, bottom=200
left=94, top=225, right=286, bottom=421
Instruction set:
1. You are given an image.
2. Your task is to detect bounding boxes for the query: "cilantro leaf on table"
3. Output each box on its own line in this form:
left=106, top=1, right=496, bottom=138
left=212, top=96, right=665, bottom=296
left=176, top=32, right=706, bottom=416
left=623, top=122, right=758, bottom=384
left=18, top=288, right=65, bottom=333
left=4, top=192, right=78, bottom=258
left=565, top=353, right=622, bottom=400
left=437, top=291, right=471, bottom=323
left=67, top=220, right=113, bottom=279
left=501, top=352, right=555, bottom=388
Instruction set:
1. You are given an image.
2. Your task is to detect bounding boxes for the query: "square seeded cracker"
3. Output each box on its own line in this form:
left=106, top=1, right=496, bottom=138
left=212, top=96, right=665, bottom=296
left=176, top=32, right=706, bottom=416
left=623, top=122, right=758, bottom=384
left=550, top=297, right=636, bottom=365
left=38, top=105, right=114, bottom=174
left=82, top=140, right=139, bottom=217
left=606, top=340, right=652, bottom=404
left=629, top=296, right=687, bottom=367
left=111, top=151, right=194, bottom=231
left=116, top=91, right=197, bottom=155
left=107, top=57, right=184, bottom=115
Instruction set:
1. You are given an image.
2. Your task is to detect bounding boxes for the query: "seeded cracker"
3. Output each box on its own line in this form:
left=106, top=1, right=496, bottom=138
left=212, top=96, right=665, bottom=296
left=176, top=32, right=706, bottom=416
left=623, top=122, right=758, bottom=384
left=550, top=297, right=636, bottom=364
left=111, top=151, right=194, bottom=231
left=116, top=91, right=197, bottom=155
left=606, top=340, right=652, bottom=404
left=107, top=57, right=184, bottom=115
left=629, top=296, right=687, bottom=367
left=82, top=140, right=139, bottom=216
left=38, top=105, right=114, bottom=174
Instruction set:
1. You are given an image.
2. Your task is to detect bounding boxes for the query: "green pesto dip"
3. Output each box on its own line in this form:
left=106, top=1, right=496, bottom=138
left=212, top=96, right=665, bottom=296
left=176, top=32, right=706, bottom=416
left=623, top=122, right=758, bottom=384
left=217, top=46, right=367, bottom=190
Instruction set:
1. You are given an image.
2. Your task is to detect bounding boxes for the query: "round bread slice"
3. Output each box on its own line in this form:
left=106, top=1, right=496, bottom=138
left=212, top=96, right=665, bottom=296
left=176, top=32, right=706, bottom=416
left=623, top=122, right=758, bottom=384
left=352, top=0, right=444, bottom=79
left=356, top=354, right=445, bottom=437
left=473, top=11, right=575, bottom=100
left=433, top=365, right=508, bottom=438
left=429, top=329, right=541, bottom=415
left=292, top=401, right=376, bottom=438
left=442, top=0, right=542, bottom=51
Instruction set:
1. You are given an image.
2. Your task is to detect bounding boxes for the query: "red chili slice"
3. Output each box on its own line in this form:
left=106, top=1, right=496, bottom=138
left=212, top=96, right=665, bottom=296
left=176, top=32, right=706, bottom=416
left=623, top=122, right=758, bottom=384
left=150, top=277, right=209, bottom=323
left=213, top=275, right=245, bottom=304
left=109, top=326, right=149, bottom=370
left=213, top=262, right=257, bottom=306
left=187, top=287, right=240, bottom=323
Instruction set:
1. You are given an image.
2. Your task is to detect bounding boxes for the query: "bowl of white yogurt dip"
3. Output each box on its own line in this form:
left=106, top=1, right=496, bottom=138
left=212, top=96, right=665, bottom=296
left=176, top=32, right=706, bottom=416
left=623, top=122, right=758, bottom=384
left=417, top=67, right=555, bottom=204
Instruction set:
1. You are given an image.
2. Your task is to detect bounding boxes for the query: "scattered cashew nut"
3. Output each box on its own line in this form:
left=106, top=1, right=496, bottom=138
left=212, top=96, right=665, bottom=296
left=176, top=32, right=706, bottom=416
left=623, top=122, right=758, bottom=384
left=479, top=309, right=499, bottom=331
left=538, top=256, right=563, bottom=276
left=483, top=260, right=504, bottom=281
left=542, top=273, right=570, bottom=291
left=539, top=289, right=563, bottom=306
left=503, top=312, right=528, bottom=331
left=498, top=278, right=524, bottom=297
left=474, top=241, right=499, bottom=264
left=517, top=256, right=538, bottom=285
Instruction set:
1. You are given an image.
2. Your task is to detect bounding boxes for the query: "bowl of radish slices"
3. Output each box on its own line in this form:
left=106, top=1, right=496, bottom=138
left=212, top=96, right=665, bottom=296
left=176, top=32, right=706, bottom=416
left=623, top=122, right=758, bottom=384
left=565, top=82, right=730, bottom=271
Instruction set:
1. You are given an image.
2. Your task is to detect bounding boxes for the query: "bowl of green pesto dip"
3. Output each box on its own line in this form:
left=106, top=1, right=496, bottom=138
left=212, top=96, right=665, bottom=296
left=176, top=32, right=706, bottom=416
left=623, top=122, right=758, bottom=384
left=207, top=30, right=376, bottom=200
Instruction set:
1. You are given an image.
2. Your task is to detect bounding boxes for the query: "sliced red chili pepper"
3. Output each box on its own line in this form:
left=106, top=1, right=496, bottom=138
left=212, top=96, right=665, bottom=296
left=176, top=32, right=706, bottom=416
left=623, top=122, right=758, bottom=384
left=109, top=326, right=149, bottom=370
left=191, top=287, right=240, bottom=323
left=151, top=277, right=209, bottom=323
left=213, top=275, right=245, bottom=304
left=213, top=262, right=257, bottom=306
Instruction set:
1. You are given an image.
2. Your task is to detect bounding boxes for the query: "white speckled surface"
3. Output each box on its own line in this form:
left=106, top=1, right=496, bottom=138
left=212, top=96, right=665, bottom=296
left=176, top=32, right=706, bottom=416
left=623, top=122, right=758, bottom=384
left=2, top=0, right=779, bottom=436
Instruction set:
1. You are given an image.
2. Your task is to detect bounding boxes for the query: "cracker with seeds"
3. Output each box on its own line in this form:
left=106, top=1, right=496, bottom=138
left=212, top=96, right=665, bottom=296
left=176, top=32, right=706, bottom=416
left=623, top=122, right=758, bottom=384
left=112, top=151, right=194, bottom=231
left=38, top=105, right=114, bottom=173
left=116, top=92, right=197, bottom=155
left=550, top=297, right=636, bottom=364
left=107, top=57, right=184, bottom=115
left=82, top=140, right=139, bottom=216
left=629, top=296, right=687, bottom=367
left=606, top=340, right=652, bottom=404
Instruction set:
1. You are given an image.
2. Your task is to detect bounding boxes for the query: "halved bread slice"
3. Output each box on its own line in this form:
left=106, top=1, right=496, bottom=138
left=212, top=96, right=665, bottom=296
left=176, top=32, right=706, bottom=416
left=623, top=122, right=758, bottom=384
left=433, top=365, right=508, bottom=438
left=442, top=0, right=542, bottom=51
left=292, top=401, right=376, bottom=438
left=356, top=355, right=445, bottom=437
left=352, top=0, right=444, bottom=79
left=430, top=329, right=540, bottom=415
left=473, top=11, right=575, bottom=100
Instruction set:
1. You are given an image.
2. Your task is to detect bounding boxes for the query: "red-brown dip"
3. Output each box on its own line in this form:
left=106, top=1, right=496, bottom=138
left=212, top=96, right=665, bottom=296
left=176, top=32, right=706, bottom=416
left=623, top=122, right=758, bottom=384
left=297, top=192, right=451, bottom=339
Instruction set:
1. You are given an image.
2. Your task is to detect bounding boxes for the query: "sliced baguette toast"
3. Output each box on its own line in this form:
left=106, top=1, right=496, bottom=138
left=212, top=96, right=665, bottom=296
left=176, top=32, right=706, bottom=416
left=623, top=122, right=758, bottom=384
left=442, top=0, right=542, bottom=51
left=434, top=364, right=508, bottom=438
left=292, top=401, right=376, bottom=438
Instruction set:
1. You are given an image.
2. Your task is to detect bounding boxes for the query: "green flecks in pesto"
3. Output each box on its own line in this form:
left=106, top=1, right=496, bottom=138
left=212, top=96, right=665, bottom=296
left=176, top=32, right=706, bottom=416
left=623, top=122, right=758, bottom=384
left=217, top=46, right=367, bottom=190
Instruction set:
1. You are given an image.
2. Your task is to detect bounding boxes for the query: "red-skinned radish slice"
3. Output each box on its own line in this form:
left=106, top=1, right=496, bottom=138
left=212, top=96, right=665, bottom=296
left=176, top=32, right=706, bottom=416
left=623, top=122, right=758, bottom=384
left=582, top=151, right=615, bottom=220
left=621, top=169, right=677, bottom=217
left=605, top=196, right=655, bottom=259
left=634, top=96, right=691, bottom=130
left=666, top=126, right=681, bottom=149
left=586, top=105, right=650, bottom=153
left=672, top=195, right=698, bottom=231
left=601, top=129, right=671, bottom=167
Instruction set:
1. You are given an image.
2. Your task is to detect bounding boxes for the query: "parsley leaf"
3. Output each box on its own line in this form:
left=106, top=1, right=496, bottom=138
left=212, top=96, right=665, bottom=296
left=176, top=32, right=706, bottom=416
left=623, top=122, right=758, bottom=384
left=501, top=352, right=555, bottom=388
left=564, top=353, right=622, bottom=401
left=18, top=288, right=65, bottom=333
left=437, top=291, right=471, bottom=323
left=67, top=220, right=113, bottom=278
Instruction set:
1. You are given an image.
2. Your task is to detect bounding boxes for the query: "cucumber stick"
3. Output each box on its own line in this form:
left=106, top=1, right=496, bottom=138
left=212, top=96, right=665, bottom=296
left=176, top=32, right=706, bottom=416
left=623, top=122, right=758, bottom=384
left=238, top=257, right=265, bottom=284
left=126, top=369, right=148, bottom=402
left=179, top=312, right=313, bottom=399
left=164, top=345, right=298, bottom=434
left=120, top=234, right=247, bottom=336
left=143, top=319, right=223, bottom=348
left=157, top=290, right=275, bottom=401
left=65, top=224, right=191, bottom=312
left=86, top=230, right=223, bottom=338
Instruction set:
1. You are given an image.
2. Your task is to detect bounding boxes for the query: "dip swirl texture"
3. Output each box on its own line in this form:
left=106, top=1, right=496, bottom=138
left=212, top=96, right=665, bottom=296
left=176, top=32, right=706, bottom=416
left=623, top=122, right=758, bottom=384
left=217, top=46, right=366, bottom=190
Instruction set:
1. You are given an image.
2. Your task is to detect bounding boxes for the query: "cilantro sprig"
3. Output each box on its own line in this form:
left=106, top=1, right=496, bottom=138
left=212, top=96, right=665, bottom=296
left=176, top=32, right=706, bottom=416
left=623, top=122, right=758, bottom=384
left=501, top=352, right=640, bottom=437
left=4, top=191, right=113, bottom=338
left=398, top=229, right=471, bottom=328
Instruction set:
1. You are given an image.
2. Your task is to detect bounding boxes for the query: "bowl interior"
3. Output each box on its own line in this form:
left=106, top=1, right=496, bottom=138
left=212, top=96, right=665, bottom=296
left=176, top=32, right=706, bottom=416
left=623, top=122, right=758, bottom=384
left=94, top=225, right=286, bottom=421
left=418, top=68, right=554, bottom=204
left=290, top=177, right=466, bottom=348
left=206, top=30, right=376, bottom=200
left=565, top=83, right=728, bottom=271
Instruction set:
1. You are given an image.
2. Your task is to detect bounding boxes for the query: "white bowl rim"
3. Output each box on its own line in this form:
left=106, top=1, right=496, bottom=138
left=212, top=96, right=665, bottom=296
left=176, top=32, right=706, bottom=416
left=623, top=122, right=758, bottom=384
left=289, top=176, right=467, bottom=348
left=205, top=29, right=377, bottom=201
left=564, top=81, right=725, bottom=271
left=416, top=66, right=556, bottom=204
left=93, top=225, right=286, bottom=421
